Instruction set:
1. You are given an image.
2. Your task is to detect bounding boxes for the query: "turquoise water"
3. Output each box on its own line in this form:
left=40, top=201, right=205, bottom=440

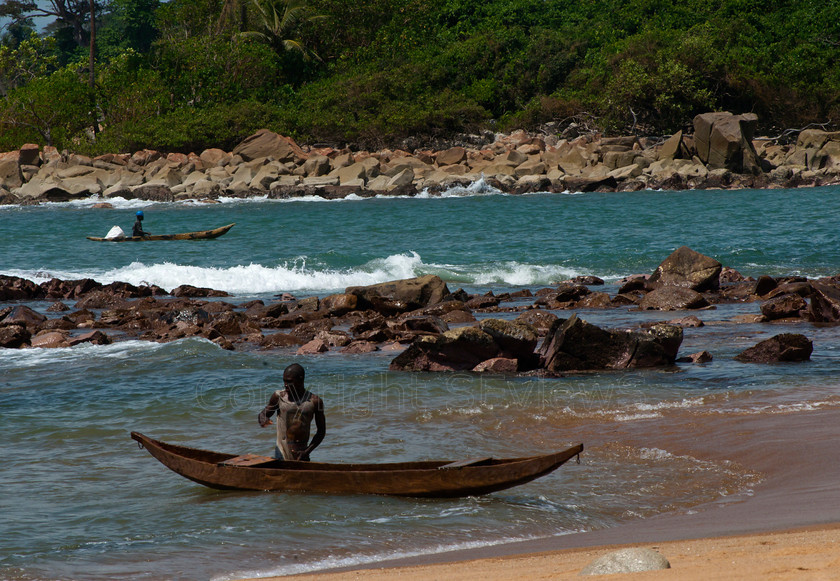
left=2, top=185, right=840, bottom=580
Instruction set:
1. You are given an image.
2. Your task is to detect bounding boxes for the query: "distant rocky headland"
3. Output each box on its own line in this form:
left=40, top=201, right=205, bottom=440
left=1, top=112, right=839, bottom=205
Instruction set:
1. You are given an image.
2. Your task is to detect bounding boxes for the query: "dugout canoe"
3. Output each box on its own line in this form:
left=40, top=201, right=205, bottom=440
left=130, top=432, right=583, bottom=498
left=87, top=223, right=235, bottom=241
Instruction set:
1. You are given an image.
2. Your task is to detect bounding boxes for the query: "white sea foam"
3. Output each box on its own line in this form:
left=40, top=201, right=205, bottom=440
left=3, top=251, right=596, bottom=294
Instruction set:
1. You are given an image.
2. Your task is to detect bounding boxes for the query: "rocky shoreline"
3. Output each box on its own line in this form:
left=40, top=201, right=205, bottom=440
left=1, top=112, right=840, bottom=204
left=0, top=247, right=830, bottom=373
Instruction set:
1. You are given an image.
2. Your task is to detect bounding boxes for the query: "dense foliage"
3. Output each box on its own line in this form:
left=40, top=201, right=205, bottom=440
left=1, top=0, right=839, bottom=152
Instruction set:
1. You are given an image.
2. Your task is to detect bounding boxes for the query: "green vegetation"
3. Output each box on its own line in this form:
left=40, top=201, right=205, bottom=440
left=1, top=0, right=839, bottom=152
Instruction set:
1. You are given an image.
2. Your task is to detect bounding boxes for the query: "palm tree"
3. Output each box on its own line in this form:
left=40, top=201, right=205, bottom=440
left=241, top=0, right=323, bottom=61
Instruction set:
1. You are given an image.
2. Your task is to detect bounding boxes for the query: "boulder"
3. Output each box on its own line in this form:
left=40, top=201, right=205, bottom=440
left=478, top=318, right=539, bottom=360
left=648, top=246, right=722, bottom=291
left=389, top=326, right=501, bottom=372
left=435, top=146, right=467, bottom=166
left=580, top=548, right=670, bottom=576
left=232, top=129, right=306, bottom=163
left=472, top=357, right=519, bottom=373
left=31, top=330, right=70, bottom=348
left=2, top=305, right=47, bottom=327
left=68, top=330, right=112, bottom=346
left=735, top=333, right=813, bottom=363
left=319, top=293, right=359, bottom=317
left=347, top=275, right=450, bottom=315
left=538, top=314, right=682, bottom=373
left=639, top=286, right=710, bottom=310
left=693, top=111, right=763, bottom=173
left=514, top=310, right=559, bottom=335
left=296, top=338, right=330, bottom=355
left=760, top=293, right=807, bottom=320
left=676, top=350, right=713, bottom=363
left=0, top=324, right=31, bottom=348
left=809, top=282, right=840, bottom=322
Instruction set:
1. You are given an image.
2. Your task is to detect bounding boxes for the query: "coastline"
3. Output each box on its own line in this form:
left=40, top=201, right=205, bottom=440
left=245, top=406, right=840, bottom=579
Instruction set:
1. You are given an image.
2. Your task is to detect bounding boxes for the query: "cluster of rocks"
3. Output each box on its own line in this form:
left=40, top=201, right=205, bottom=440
left=2, top=113, right=840, bottom=204
left=1, top=244, right=824, bottom=370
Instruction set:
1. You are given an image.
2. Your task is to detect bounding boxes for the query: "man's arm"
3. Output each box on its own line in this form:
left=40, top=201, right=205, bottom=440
left=303, top=396, right=326, bottom=457
left=258, top=391, right=281, bottom=427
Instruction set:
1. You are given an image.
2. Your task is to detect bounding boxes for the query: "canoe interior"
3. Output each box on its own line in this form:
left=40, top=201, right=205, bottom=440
left=131, top=431, right=584, bottom=497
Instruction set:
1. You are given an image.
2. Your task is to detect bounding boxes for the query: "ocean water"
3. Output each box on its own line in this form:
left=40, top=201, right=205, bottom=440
left=2, top=184, right=840, bottom=580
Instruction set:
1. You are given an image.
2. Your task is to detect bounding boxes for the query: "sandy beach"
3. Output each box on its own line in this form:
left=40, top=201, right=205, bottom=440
left=247, top=406, right=840, bottom=580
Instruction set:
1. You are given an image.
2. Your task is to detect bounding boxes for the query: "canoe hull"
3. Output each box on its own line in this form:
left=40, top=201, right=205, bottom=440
left=131, top=432, right=583, bottom=498
left=87, top=223, right=235, bottom=242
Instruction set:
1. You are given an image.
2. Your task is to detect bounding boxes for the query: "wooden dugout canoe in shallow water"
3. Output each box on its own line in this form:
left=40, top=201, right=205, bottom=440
left=130, top=432, right=583, bottom=498
left=87, top=223, right=235, bottom=242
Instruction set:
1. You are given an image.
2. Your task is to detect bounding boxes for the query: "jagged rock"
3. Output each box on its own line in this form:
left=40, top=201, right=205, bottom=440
left=580, top=548, right=670, bottom=575
left=639, top=286, right=710, bottom=310
left=389, top=326, right=501, bottom=372
left=296, top=338, right=330, bottom=355
left=341, top=340, right=379, bottom=354
left=676, top=350, right=713, bottom=363
left=171, top=284, right=230, bottom=297
left=68, top=330, right=111, bottom=346
left=760, top=293, right=807, bottom=320
left=319, top=293, right=359, bottom=317
left=232, top=129, right=306, bottom=163
left=31, top=330, right=70, bottom=348
left=478, top=318, right=538, bottom=360
left=809, top=281, right=840, bottom=322
left=735, top=333, right=812, bottom=362
left=347, top=275, right=450, bottom=315
left=648, top=246, right=722, bottom=291
left=2, top=305, right=47, bottom=327
left=538, top=314, right=682, bottom=373
left=693, top=111, right=763, bottom=174
left=0, top=324, right=30, bottom=348
left=514, top=310, right=559, bottom=335
left=260, top=332, right=303, bottom=348
left=472, top=357, right=519, bottom=373
left=753, top=275, right=778, bottom=297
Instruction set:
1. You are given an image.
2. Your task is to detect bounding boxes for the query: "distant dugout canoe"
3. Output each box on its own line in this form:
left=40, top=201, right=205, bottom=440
left=87, top=223, right=235, bottom=242
left=131, top=432, right=583, bottom=498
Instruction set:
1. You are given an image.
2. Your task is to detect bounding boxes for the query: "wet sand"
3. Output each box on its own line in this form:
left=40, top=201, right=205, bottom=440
left=246, top=406, right=840, bottom=579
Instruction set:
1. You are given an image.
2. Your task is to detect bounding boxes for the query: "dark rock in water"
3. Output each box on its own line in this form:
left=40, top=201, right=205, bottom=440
left=389, top=326, right=501, bottom=372
left=719, top=267, right=748, bottom=283
left=0, top=324, right=31, bottom=348
left=388, top=315, right=449, bottom=335
left=564, top=275, right=605, bottom=286
left=171, top=284, right=230, bottom=298
left=464, top=295, right=500, bottom=310
left=808, top=282, right=840, bottom=322
left=296, top=338, right=330, bottom=355
left=677, top=350, right=713, bottom=363
left=319, top=293, right=359, bottom=316
left=472, top=357, right=519, bottom=373
left=639, top=286, right=710, bottom=310
left=478, top=318, right=538, bottom=360
left=538, top=314, right=682, bottom=372
left=647, top=246, right=722, bottom=291
left=2, top=305, right=47, bottom=327
left=0, top=275, right=43, bottom=300
left=347, top=275, right=450, bottom=315
left=260, top=332, right=303, bottom=348
left=132, top=184, right=174, bottom=202
left=341, top=340, right=379, bottom=354
left=617, top=274, right=648, bottom=293
left=735, top=333, right=813, bottom=363
left=760, top=293, right=807, bottom=320
left=753, top=275, right=778, bottom=296
left=580, top=548, right=671, bottom=575
left=68, top=330, right=111, bottom=346
left=514, top=310, right=559, bottom=336
left=74, top=290, right=128, bottom=310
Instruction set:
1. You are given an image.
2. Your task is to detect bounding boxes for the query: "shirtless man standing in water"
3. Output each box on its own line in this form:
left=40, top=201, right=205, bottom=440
left=258, top=363, right=326, bottom=461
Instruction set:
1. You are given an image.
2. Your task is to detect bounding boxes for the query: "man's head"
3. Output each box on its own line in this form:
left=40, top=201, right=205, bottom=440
left=136, top=210, right=144, bottom=221
left=283, top=363, right=305, bottom=387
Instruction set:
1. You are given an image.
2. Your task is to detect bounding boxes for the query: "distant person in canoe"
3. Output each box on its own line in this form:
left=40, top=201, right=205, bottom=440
left=258, top=363, right=326, bottom=461
left=132, top=211, right=149, bottom=237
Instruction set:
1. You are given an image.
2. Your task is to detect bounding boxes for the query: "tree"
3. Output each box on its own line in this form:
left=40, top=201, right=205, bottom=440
left=0, top=0, right=103, bottom=49
left=0, top=65, right=93, bottom=146
left=0, top=33, right=58, bottom=94
left=241, top=0, right=323, bottom=62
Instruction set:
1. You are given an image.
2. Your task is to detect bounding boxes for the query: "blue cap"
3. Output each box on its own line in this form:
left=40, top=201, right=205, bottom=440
left=136, top=211, right=144, bottom=217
